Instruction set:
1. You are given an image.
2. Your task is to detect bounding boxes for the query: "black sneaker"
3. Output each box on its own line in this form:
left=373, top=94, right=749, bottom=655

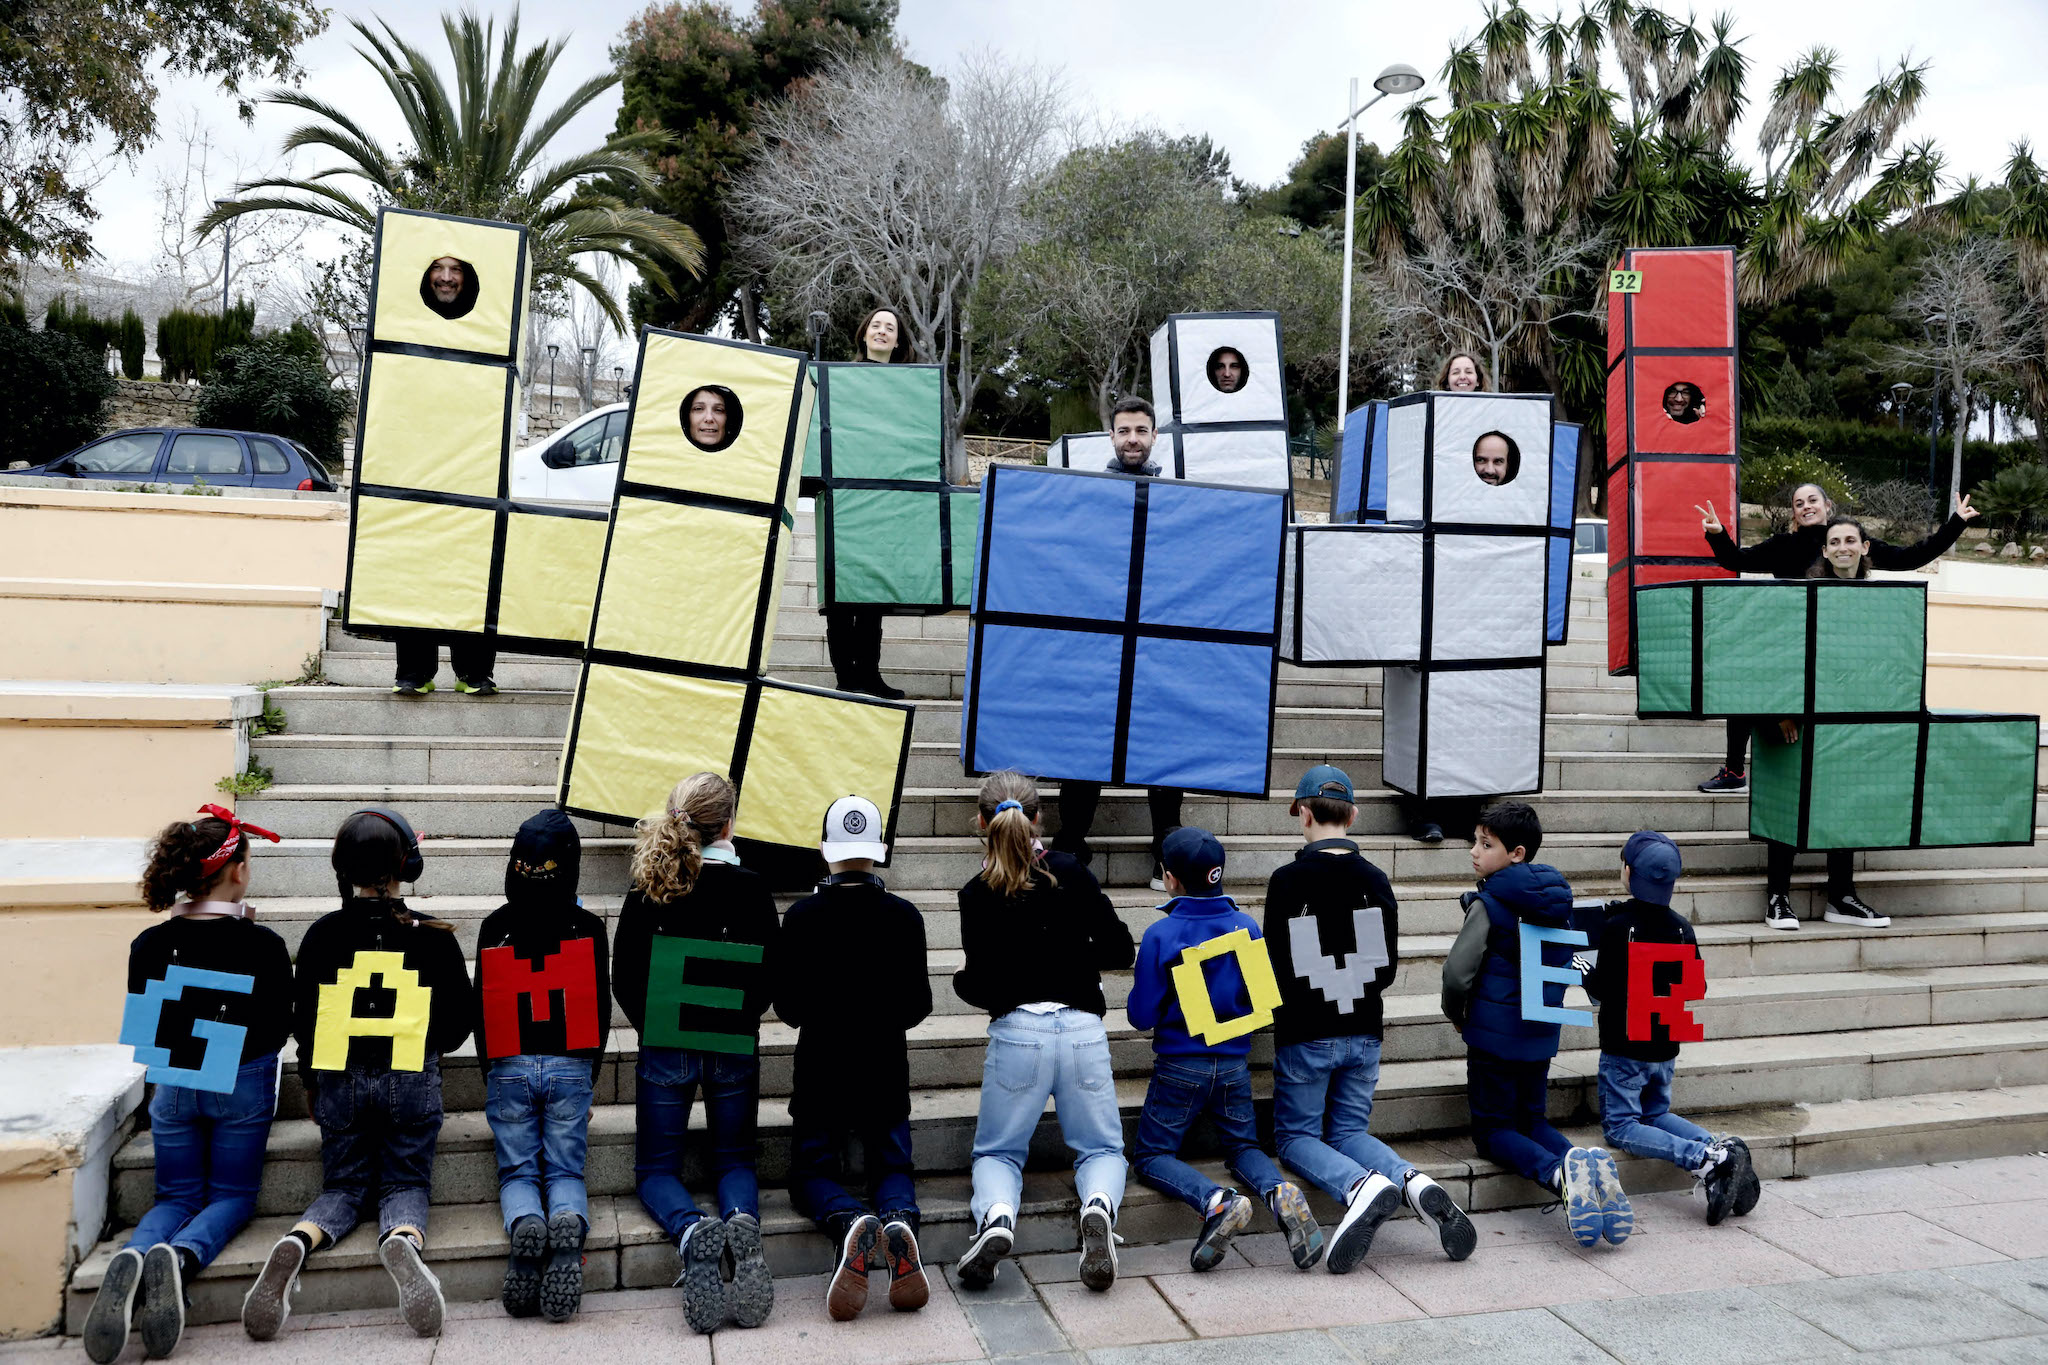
left=1701, top=1143, right=1747, bottom=1226
left=879, top=1215, right=930, bottom=1312
left=1267, top=1181, right=1324, bottom=1270
left=680, top=1216, right=728, bottom=1334
left=503, top=1213, right=546, bottom=1318
left=723, top=1211, right=773, bottom=1328
left=1824, top=894, right=1890, bottom=928
left=379, top=1233, right=445, bottom=1338
left=392, top=679, right=435, bottom=696
left=1406, top=1173, right=1477, bottom=1262
left=240, top=1235, right=306, bottom=1341
left=1327, top=1174, right=1399, bottom=1275
left=1077, top=1197, right=1117, bottom=1291
left=953, top=1210, right=1013, bottom=1289
left=1411, top=821, right=1444, bottom=843
left=1722, top=1136, right=1762, bottom=1215
left=826, top=1213, right=880, bottom=1321
left=454, top=677, right=499, bottom=697
left=1765, top=894, right=1799, bottom=931
left=136, top=1243, right=184, bottom=1360
left=83, top=1246, right=142, bottom=1364
left=540, top=1209, right=586, bottom=1323
left=1191, top=1189, right=1254, bottom=1271
left=1698, top=766, right=1748, bottom=793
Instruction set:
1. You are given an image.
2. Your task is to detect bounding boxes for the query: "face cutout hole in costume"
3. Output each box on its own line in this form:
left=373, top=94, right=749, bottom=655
left=1471, top=430, right=1521, bottom=487
left=1661, top=381, right=1705, bottom=425
left=419, top=256, right=480, bottom=320
left=680, top=385, right=744, bottom=453
left=1206, top=345, right=1250, bottom=394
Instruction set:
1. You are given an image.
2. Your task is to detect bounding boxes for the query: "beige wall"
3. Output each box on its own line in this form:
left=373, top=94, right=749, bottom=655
left=1, top=583, right=329, bottom=685
left=0, top=725, right=244, bottom=840
left=1927, top=592, right=2048, bottom=716
left=0, top=1166, right=76, bottom=1338
left=0, top=485, right=346, bottom=589
left=0, top=910, right=155, bottom=1048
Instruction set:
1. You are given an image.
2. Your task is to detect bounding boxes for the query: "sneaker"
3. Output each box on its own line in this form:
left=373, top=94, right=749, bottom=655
left=1702, top=1141, right=1752, bottom=1226
left=1559, top=1148, right=1603, bottom=1248
left=83, top=1246, right=142, bottom=1364
left=453, top=678, right=499, bottom=697
left=826, top=1213, right=881, bottom=1321
left=503, top=1213, right=546, bottom=1318
left=1722, top=1136, right=1762, bottom=1215
left=952, top=1210, right=1013, bottom=1290
left=879, top=1216, right=930, bottom=1312
left=1267, top=1181, right=1324, bottom=1270
left=1765, top=893, right=1799, bottom=930
left=540, top=1209, right=587, bottom=1324
left=1149, top=867, right=1168, bottom=893
left=723, top=1212, right=773, bottom=1328
left=1698, top=766, right=1747, bottom=793
left=379, top=1234, right=445, bottom=1338
left=1327, top=1173, right=1400, bottom=1275
left=1191, top=1189, right=1254, bottom=1272
left=1077, top=1197, right=1117, bottom=1291
left=1824, top=894, right=1890, bottom=928
left=680, top=1216, right=728, bottom=1334
left=1589, top=1147, right=1633, bottom=1245
left=240, top=1235, right=306, bottom=1341
left=137, top=1243, right=185, bottom=1360
left=1405, top=1173, right=1477, bottom=1262
left=392, top=679, right=435, bottom=696
left=1410, top=821, right=1444, bottom=843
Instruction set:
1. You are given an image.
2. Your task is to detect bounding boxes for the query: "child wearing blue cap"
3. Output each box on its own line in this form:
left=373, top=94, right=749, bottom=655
left=1582, top=830, right=1760, bottom=1223
left=1127, top=826, right=1323, bottom=1272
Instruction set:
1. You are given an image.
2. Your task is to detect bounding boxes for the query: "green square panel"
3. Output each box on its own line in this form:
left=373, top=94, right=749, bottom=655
left=1920, top=715, right=2037, bottom=846
left=1814, top=584, right=1924, bottom=713
left=1634, top=584, right=1695, bottom=713
left=1701, top=585, right=1805, bottom=716
left=802, top=393, right=822, bottom=481
left=1807, top=721, right=1917, bottom=848
left=826, top=487, right=943, bottom=606
left=819, top=365, right=944, bottom=483
left=947, top=486, right=978, bottom=607
left=1747, top=723, right=1803, bottom=845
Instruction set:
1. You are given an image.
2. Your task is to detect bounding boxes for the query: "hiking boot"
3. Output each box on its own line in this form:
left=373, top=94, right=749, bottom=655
left=540, top=1210, right=586, bottom=1324
left=1326, top=1173, right=1399, bottom=1275
left=83, top=1246, right=142, bottom=1364
left=1191, top=1189, right=1254, bottom=1272
left=953, top=1209, right=1013, bottom=1290
left=240, top=1235, right=306, bottom=1341
left=1267, top=1181, right=1324, bottom=1270
left=503, top=1213, right=546, bottom=1318
left=722, top=1212, right=772, bottom=1328
left=137, top=1244, right=185, bottom=1360
left=1824, top=894, right=1890, bottom=928
left=679, top=1217, right=728, bottom=1335
left=1698, top=766, right=1747, bottom=793
left=879, top=1216, right=930, bottom=1312
left=1077, top=1197, right=1117, bottom=1291
left=1590, top=1147, right=1633, bottom=1245
left=379, top=1234, right=444, bottom=1338
left=1406, top=1172, right=1477, bottom=1262
left=1559, top=1148, right=1604, bottom=1248
left=1765, top=893, right=1799, bottom=931
left=826, top=1213, right=881, bottom=1321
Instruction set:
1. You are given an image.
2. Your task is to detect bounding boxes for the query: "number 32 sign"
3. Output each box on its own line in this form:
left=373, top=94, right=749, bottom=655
left=1609, top=269, right=1644, bottom=293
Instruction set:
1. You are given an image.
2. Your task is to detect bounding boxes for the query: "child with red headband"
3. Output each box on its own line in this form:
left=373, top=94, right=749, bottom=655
left=87, top=807, right=290, bottom=1364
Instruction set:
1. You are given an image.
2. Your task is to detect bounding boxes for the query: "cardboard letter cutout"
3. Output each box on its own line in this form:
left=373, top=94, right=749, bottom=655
left=643, top=934, right=766, bottom=1054
left=311, top=950, right=433, bottom=1072
left=1170, top=928, right=1283, bottom=1045
left=478, top=937, right=602, bottom=1059
left=1287, top=908, right=1389, bottom=1015
left=1625, top=941, right=1707, bottom=1043
left=1518, top=922, right=1593, bottom=1027
left=119, top=966, right=255, bottom=1093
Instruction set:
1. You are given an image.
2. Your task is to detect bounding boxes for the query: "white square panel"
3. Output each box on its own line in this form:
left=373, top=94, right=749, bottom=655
left=1422, top=666, right=1543, bottom=797
left=1427, top=391, right=1554, bottom=527
left=1385, top=400, right=1426, bottom=522
left=1173, top=426, right=1291, bottom=489
left=1382, top=666, right=1421, bottom=793
left=1429, top=533, right=1548, bottom=660
left=1154, top=314, right=1285, bottom=426
left=1282, top=525, right=1423, bottom=664
left=1047, top=430, right=1115, bottom=470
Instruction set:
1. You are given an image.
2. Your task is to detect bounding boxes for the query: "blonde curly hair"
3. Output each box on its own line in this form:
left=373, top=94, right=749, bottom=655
left=631, top=772, right=737, bottom=903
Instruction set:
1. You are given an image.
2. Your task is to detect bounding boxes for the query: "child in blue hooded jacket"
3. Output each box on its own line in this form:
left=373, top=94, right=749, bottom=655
left=1440, top=800, right=1631, bottom=1248
left=1127, top=827, right=1322, bottom=1273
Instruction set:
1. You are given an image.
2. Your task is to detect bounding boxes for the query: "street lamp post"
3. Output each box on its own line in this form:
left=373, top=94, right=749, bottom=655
left=1337, top=63, right=1426, bottom=436
left=213, top=200, right=234, bottom=318
left=547, top=344, right=560, bottom=415
left=579, top=346, right=597, bottom=413
left=1925, top=313, right=1947, bottom=504
left=1890, top=381, right=1912, bottom=432
left=613, top=366, right=624, bottom=403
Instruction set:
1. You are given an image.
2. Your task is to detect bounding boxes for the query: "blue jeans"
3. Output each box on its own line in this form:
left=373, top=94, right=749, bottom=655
left=1598, top=1054, right=1712, bottom=1171
left=302, top=1058, right=443, bottom=1244
left=635, top=1047, right=760, bottom=1239
left=486, top=1055, right=595, bottom=1231
left=788, top=1118, right=918, bottom=1227
left=1272, top=1036, right=1415, bottom=1202
left=1130, top=1054, right=1285, bottom=1214
left=969, top=1009, right=1125, bottom=1224
left=126, top=1053, right=278, bottom=1270
left=1466, top=1048, right=1573, bottom=1189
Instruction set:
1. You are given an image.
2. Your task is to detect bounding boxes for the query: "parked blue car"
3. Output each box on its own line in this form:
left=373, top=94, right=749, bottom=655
left=22, top=428, right=337, bottom=491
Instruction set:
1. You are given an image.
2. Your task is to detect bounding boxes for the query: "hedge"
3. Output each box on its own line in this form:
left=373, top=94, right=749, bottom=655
left=1742, top=415, right=2035, bottom=497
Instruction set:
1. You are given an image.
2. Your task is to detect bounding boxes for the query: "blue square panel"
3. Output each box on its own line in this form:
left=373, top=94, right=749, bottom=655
left=965, top=624, right=1124, bottom=780
left=1546, top=535, right=1571, bottom=644
left=1124, top=637, right=1273, bottom=793
left=979, top=467, right=1132, bottom=623
left=1138, top=481, right=1284, bottom=633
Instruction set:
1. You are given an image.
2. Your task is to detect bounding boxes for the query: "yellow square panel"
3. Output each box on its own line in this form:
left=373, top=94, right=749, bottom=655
left=625, top=331, right=805, bottom=505
left=348, top=496, right=493, bottom=633
left=370, top=208, right=526, bottom=357
left=497, top=511, right=607, bottom=646
left=358, top=352, right=508, bottom=497
left=591, top=498, right=768, bottom=669
left=561, top=665, right=747, bottom=821
left=738, top=683, right=910, bottom=850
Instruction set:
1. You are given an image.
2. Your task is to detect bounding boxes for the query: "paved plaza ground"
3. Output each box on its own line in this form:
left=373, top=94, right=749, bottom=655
left=22, top=1153, right=2048, bottom=1364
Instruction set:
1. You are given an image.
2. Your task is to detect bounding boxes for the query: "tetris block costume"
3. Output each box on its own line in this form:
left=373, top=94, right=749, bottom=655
left=1635, top=578, right=2038, bottom=849
left=556, top=329, right=913, bottom=852
left=959, top=464, right=1286, bottom=797
left=342, top=207, right=607, bottom=654
left=801, top=361, right=976, bottom=613
left=1043, top=430, right=1114, bottom=471
left=1283, top=391, right=1567, bottom=799
left=1604, top=245, right=1742, bottom=674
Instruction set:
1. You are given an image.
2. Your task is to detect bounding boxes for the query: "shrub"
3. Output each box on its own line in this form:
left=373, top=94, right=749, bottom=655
left=1970, top=464, right=2048, bottom=556
left=0, top=292, right=28, bottom=330
left=156, top=299, right=256, bottom=382
left=0, top=324, right=116, bottom=466
left=1744, top=415, right=2030, bottom=497
left=118, top=309, right=145, bottom=379
left=1739, top=449, right=1856, bottom=534
left=1854, top=479, right=1941, bottom=547
left=194, top=330, right=351, bottom=466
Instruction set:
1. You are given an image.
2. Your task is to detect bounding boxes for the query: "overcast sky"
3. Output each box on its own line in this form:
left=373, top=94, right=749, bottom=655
left=81, top=0, right=2048, bottom=282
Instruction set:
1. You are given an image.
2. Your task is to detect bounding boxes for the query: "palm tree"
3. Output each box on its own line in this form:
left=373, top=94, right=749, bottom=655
left=198, top=8, right=702, bottom=330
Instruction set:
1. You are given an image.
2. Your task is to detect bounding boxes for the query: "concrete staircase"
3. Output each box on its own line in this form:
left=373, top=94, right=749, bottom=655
left=66, top=507, right=2048, bottom=1328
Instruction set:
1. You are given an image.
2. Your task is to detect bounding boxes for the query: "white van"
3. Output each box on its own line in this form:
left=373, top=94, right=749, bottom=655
left=508, top=403, right=629, bottom=504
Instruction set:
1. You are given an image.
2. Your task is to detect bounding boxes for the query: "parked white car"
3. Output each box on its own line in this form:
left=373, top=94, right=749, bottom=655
left=508, top=403, right=629, bottom=503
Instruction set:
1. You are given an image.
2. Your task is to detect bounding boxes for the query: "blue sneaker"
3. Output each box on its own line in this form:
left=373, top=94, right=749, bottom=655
left=1559, top=1147, right=1603, bottom=1248
left=1590, top=1147, right=1633, bottom=1245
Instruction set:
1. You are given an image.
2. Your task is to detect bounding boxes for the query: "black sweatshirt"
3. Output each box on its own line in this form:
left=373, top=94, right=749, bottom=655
left=292, top=898, right=473, bottom=1072
left=1705, top=513, right=1965, bottom=580
left=1261, top=839, right=1401, bottom=1045
left=611, top=862, right=778, bottom=1050
left=127, top=915, right=295, bottom=1067
left=473, top=900, right=612, bottom=1062
left=1581, top=897, right=1702, bottom=1063
left=771, top=872, right=932, bottom=1127
left=953, top=851, right=1135, bottom=1018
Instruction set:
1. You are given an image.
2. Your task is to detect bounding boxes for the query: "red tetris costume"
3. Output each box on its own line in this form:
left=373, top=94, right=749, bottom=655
left=1605, top=245, right=1740, bottom=674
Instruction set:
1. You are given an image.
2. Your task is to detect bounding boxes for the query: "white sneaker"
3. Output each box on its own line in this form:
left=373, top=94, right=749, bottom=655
left=1404, top=1172, right=1477, bottom=1262
left=241, top=1235, right=305, bottom=1341
left=1764, top=894, right=1799, bottom=931
left=1823, top=894, right=1890, bottom=928
left=1325, top=1173, right=1399, bottom=1275
left=379, top=1233, right=445, bottom=1338
left=954, top=1207, right=1014, bottom=1289
left=1077, top=1197, right=1117, bottom=1291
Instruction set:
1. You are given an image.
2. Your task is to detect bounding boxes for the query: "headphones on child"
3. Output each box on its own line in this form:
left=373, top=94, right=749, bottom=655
left=351, top=806, right=424, bottom=885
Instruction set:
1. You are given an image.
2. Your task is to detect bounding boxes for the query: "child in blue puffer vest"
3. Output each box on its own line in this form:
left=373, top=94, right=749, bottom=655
left=1440, top=800, right=1631, bottom=1249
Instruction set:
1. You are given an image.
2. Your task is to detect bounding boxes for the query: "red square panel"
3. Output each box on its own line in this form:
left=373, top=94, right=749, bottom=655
left=1630, top=354, right=1736, bottom=456
left=1627, top=247, right=1735, bottom=350
left=1606, top=458, right=1632, bottom=561
left=1634, top=460, right=1739, bottom=558
left=1607, top=566, right=1631, bottom=674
